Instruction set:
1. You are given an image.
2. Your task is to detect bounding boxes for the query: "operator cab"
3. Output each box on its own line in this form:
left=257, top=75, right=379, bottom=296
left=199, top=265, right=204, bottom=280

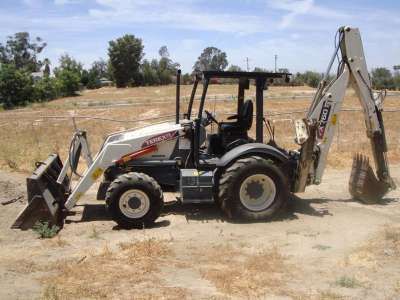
left=181, top=70, right=291, bottom=165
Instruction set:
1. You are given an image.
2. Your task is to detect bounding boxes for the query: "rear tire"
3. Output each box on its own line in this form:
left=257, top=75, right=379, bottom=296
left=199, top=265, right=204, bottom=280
left=105, top=172, right=163, bottom=229
left=218, top=156, right=288, bottom=221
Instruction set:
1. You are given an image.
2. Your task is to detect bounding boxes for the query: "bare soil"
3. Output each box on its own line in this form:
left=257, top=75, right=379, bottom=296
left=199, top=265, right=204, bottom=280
left=1, top=167, right=399, bottom=299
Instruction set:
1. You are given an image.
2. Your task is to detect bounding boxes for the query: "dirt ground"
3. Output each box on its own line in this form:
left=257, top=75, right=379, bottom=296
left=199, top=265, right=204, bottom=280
left=1, top=85, right=400, bottom=299
left=1, top=166, right=399, bottom=299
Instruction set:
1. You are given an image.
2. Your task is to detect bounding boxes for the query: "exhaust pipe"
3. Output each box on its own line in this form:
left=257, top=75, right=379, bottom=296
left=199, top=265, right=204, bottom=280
left=11, top=154, right=69, bottom=230
left=349, top=153, right=392, bottom=204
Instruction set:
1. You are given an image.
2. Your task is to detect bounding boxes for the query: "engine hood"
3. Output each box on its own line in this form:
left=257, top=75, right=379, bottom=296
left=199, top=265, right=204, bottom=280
left=104, top=122, right=183, bottom=145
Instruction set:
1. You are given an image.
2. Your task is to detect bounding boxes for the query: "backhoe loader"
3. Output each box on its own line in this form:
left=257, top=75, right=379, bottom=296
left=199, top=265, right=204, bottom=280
left=12, top=26, right=396, bottom=230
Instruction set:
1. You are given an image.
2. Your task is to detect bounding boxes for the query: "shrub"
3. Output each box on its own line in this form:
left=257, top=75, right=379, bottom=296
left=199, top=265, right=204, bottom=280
left=55, top=69, right=80, bottom=96
left=86, top=70, right=102, bottom=89
left=0, top=64, right=34, bottom=108
left=372, top=67, right=394, bottom=90
left=33, top=77, right=59, bottom=101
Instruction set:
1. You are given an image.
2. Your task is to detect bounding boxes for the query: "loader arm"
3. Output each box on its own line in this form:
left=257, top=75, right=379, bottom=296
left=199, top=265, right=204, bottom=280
left=295, top=26, right=395, bottom=202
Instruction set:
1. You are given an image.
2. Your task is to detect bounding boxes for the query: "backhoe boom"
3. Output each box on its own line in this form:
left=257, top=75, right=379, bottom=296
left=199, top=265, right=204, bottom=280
left=295, top=26, right=395, bottom=202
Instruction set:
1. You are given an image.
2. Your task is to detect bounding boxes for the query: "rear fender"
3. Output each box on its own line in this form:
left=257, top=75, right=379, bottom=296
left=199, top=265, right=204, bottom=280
left=216, top=143, right=289, bottom=168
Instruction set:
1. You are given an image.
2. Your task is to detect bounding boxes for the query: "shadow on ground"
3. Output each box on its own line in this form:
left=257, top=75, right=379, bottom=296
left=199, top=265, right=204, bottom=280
left=65, top=194, right=396, bottom=227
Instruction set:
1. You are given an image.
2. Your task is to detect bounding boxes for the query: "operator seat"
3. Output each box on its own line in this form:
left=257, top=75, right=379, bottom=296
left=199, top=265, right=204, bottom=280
left=219, top=99, right=253, bottom=136
left=206, top=99, right=254, bottom=156
left=219, top=100, right=253, bottom=146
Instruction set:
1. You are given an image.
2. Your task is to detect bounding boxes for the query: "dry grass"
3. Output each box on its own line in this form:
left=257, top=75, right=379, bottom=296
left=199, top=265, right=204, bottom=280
left=0, top=85, right=400, bottom=172
left=40, top=238, right=180, bottom=299
left=316, top=290, right=345, bottom=300
left=348, top=225, right=400, bottom=264
left=340, top=225, right=400, bottom=297
left=5, top=259, right=41, bottom=274
left=197, top=244, right=289, bottom=298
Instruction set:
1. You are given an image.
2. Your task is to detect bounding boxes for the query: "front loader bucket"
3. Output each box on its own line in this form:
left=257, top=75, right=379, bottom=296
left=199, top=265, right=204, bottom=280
left=349, top=153, right=390, bottom=204
left=11, top=154, right=69, bottom=230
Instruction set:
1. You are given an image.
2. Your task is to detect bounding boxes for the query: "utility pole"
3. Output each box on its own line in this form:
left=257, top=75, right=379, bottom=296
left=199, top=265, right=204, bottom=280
left=245, top=57, right=250, bottom=71
left=274, top=54, right=278, bottom=72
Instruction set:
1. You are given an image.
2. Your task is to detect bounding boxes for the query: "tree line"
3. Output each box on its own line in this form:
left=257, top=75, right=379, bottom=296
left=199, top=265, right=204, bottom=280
left=0, top=32, right=399, bottom=109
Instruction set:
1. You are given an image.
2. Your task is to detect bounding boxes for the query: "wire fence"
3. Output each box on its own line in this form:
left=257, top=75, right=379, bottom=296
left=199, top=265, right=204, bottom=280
left=1, top=90, right=399, bottom=148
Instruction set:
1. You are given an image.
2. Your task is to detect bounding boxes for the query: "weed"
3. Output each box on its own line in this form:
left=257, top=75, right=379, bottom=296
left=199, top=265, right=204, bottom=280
left=88, top=226, right=100, bottom=239
left=41, top=284, right=61, bottom=300
left=318, top=290, right=344, bottom=299
left=5, top=159, right=18, bottom=170
left=51, top=236, right=69, bottom=247
left=199, top=245, right=288, bottom=297
left=335, top=275, right=360, bottom=288
left=395, top=280, right=400, bottom=293
left=312, top=244, right=331, bottom=251
left=41, top=238, right=173, bottom=299
left=384, top=226, right=400, bottom=242
left=33, top=221, right=59, bottom=238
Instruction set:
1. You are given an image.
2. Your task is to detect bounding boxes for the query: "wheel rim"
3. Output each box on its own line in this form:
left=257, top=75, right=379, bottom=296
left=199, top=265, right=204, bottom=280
left=239, top=174, right=276, bottom=212
left=119, top=189, right=150, bottom=219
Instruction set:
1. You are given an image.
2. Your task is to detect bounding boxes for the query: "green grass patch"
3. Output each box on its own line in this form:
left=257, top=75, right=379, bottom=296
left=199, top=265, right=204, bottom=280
left=312, top=244, right=331, bottom=250
left=33, top=221, right=59, bottom=238
left=335, top=275, right=360, bottom=288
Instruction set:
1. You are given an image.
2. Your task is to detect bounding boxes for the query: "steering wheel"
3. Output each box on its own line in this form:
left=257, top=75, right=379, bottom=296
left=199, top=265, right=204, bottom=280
left=204, top=110, right=219, bottom=126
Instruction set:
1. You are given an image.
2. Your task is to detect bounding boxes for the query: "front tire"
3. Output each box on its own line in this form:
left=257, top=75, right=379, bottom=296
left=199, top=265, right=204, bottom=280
left=218, top=156, right=288, bottom=221
left=105, top=172, right=163, bottom=229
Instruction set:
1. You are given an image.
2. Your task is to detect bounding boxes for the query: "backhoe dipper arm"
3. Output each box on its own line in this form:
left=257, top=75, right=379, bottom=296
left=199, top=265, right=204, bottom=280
left=295, top=26, right=395, bottom=202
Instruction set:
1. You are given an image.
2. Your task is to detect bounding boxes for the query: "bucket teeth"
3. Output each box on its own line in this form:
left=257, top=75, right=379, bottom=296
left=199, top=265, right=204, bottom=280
left=349, top=153, right=389, bottom=204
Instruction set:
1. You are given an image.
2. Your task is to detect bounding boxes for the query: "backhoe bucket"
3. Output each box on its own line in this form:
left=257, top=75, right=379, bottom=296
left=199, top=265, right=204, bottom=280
left=11, top=154, right=69, bottom=230
left=349, top=153, right=390, bottom=204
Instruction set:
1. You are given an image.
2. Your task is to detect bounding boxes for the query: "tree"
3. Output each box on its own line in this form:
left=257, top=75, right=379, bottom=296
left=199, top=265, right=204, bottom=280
left=33, top=76, right=59, bottom=102
left=80, top=69, right=90, bottom=87
left=0, top=64, right=34, bottom=108
left=227, top=65, right=242, bottom=72
left=0, top=32, right=47, bottom=72
left=394, top=66, right=400, bottom=90
left=141, top=59, right=160, bottom=86
left=253, top=67, right=269, bottom=72
left=138, top=46, right=180, bottom=86
left=91, top=59, right=109, bottom=79
left=54, top=54, right=83, bottom=76
left=84, top=59, right=109, bottom=89
left=108, top=34, right=144, bottom=87
left=298, top=71, right=322, bottom=88
left=371, top=67, right=394, bottom=90
left=158, top=46, right=169, bottom=59
left=394, top=74, right=400, bottom=91
left=53, top=54, right=84, bottom=90
left=43, top=58, right=51, bottom=77
left=157, top=46, right=179, bottom=84
left=193, top=47, right=228, bottom=72
left=182, top=73, right=192, bottom=85
left=56, top=69, right=80, bottom=96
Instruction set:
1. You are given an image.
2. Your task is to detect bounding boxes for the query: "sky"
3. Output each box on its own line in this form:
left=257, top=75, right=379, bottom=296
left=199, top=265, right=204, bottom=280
left=0, top=0, right=399, bottom=73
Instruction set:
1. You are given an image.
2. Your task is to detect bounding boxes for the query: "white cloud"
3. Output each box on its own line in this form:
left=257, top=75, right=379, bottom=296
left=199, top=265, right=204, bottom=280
left=267, top=0, right=350, bottom=29
left=182, top=39, right=203, bottom=51
left=5, top=0, right=400, bottom=73
left=22, top=0, right=42, bottom=6
left=54, top=0, right=78, bottom=5
left=89, top=0, right=271, bottom=34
